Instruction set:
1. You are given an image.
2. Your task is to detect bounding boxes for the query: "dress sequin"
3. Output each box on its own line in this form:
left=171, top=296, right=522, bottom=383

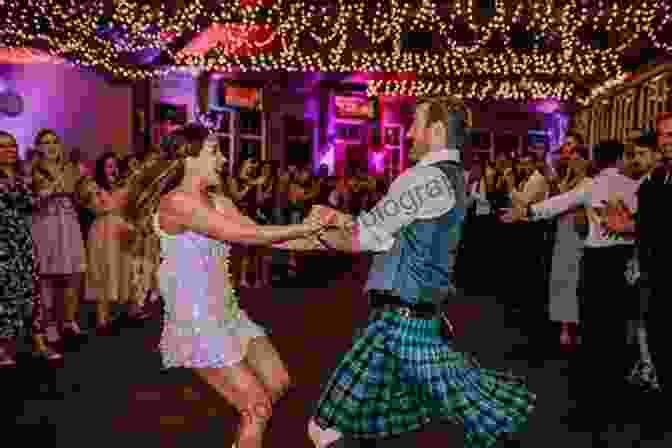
left=153, top=212, right=265, bottom=369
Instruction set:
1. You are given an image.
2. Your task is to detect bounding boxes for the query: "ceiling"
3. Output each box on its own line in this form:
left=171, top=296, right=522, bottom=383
left=1, top=1, right=669, bottom=105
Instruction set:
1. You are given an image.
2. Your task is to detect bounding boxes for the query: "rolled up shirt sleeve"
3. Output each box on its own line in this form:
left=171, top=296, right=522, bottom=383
left=528, top=179, right=592, bottom=221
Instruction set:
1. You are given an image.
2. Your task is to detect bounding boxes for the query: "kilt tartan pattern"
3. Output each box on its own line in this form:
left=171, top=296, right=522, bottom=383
left=313, top=310, right=536, bottom=448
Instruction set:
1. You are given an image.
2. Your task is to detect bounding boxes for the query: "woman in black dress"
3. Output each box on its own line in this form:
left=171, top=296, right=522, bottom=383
left=0, top=131, right=60, bottom=367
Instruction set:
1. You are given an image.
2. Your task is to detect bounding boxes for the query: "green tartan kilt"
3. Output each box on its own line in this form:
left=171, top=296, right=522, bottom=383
left=312, top=311, right=536, bottom=448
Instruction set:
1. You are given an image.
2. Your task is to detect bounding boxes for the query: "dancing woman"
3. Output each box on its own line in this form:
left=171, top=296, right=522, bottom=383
left=124, top=124, right=336, bottom=448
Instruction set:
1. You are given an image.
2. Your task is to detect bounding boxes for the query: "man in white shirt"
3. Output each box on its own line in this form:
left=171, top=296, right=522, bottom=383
left=502, top=139, right=638, bottom=433
left=286, top=98, right=534, bottom=448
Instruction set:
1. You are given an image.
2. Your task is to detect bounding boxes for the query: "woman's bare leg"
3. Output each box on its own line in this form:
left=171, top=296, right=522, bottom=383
left=243, top=337, right=291, bottom=404
left=194, top=362, right=273, bottom=448
left=62, top=274, right=82, bottom=329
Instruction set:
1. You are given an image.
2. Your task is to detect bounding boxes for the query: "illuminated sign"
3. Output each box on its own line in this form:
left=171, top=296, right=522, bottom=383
left=334, top=96, right=373, bottom=120
left=224, top=86, right=262, bottom=111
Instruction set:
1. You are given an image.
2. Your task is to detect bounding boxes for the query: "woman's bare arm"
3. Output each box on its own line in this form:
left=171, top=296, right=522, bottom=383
left=272, top=206, right=357, bottom=252
left=210, top=193, right=257, bottom=225
left=164, top=192, right=323, bottom=246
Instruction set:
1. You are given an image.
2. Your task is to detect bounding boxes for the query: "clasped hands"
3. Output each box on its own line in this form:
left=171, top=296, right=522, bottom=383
left=305, top=205, right=355, bottom=233
left=272, top=205, right=354, bottom=252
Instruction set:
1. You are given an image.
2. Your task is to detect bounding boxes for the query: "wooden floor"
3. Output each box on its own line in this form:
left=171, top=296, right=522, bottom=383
left=6, top=254, right=669, bottom=447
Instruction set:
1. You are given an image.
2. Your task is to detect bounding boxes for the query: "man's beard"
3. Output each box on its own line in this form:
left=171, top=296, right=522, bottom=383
left=629, top=165, right=645, bottom=179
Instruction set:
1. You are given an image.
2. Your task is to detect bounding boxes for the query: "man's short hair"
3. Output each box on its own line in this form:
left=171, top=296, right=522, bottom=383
left=565, top=130, right=584, bottom=145
left=416, top=97, right=472, bottom=148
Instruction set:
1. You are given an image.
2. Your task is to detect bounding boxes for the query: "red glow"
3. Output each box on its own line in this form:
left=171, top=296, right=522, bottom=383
left=159, top=31, right=177, bottom=42
left=238, top=0, right=274, bottom=6
left=180, top=23, right=279, bottom=58
left=0, top=47, right=65, bottom=65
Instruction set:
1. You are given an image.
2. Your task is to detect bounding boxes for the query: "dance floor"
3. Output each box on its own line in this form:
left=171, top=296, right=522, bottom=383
left=6, top=254, right=669, bottom=447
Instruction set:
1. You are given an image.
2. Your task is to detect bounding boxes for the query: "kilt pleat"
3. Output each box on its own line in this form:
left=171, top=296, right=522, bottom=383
left=313, top=311, right=536, bottom=448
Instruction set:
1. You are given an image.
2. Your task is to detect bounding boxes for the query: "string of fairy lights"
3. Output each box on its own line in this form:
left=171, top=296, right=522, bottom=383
left=0, top=0, right=669, bottom=103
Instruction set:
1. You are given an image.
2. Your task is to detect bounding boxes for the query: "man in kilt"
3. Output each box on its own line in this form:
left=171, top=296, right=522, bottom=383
left=285, top=98, right=536, bottom=448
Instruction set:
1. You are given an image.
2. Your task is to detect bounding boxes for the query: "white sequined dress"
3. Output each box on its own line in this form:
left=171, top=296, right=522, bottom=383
left=153, top=212, right=266, bottom=369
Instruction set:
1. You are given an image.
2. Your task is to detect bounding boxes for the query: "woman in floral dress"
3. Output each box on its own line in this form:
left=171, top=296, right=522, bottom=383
left=0, top=131, right=59, bottom=366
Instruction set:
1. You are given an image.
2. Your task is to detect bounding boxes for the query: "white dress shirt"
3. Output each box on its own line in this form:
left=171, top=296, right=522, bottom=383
left=529, top=167, right=639, bottom=248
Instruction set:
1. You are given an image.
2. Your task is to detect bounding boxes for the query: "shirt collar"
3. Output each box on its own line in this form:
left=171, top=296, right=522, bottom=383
left=417, top=148, right=461, bottom=166
left=597, top=167, right=621, bottom=177
left=639, top=173, right=652, bottom=185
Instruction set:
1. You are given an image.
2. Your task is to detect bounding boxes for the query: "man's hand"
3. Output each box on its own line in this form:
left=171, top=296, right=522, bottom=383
left=603, top=198, right=634, bottom=234
left=272, top=206, right=358, bottom=252
left=307, top=205, right=353, bottom=230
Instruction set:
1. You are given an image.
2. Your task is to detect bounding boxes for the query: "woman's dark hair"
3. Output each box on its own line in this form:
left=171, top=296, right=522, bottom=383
left=34, top=128, right=60, bottom=146
left=260, top=160, right=278, bottom=179
left=116, top=155, right=132, bottom=179
left=0, top=130, right=17, bottom=147
left=593, top=139, right=624, bottom=168
left=34, top=128, right=63, bottom=164
left=95, top=152, right=118, bottom=191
